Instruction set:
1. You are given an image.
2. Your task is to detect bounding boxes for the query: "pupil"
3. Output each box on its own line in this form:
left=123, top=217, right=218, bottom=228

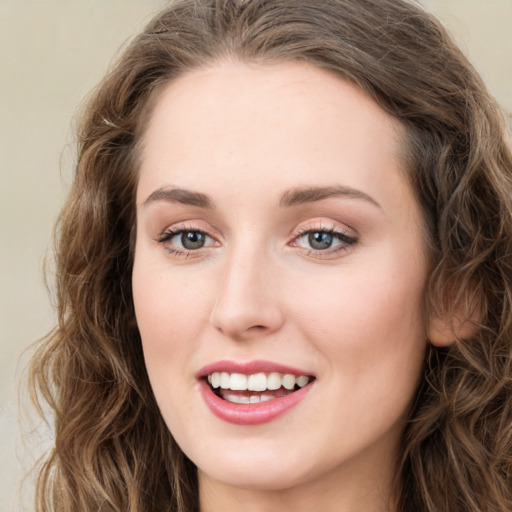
left=182, top=231, right=205, bottom=249
left=309, top=231, right=333, bottom=250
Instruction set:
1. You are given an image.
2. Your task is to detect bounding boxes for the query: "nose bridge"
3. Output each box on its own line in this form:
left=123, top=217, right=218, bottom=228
left=210, top=238, right=284, bottom=338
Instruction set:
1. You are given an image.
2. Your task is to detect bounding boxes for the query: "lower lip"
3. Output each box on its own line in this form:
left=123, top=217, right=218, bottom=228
left=198, top=380, right=313, bottom=426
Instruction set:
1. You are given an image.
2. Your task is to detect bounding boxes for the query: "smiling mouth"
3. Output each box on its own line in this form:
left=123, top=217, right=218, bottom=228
left=206, top=372, right=315, bottom=404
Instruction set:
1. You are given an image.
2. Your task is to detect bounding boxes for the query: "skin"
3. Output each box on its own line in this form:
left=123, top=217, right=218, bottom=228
left=133, top=60, right=435, bottom=512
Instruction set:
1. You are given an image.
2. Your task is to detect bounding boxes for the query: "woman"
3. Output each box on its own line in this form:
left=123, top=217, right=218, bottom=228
left=30, top=0, right=512, bottom=511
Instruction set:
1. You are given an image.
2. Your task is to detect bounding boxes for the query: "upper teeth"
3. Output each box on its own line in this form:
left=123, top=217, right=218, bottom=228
left=207, top=372, right=310, bottom=391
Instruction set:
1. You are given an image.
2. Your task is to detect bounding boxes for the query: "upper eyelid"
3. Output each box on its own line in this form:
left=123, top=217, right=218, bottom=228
left=295, top=226, right=356, bottom=239
left=158, top=221, right=220, bottom=238
left=295, top=225, right=339, bottom=236
left=158, top=226, right=216, bottom=244
left=293, top=219, right=357, bottom=237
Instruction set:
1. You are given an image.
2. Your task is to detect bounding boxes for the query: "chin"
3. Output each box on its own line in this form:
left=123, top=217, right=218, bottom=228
left=185, top=437, right=310, bottom=490
left=198, top=462, right=310, bottom=492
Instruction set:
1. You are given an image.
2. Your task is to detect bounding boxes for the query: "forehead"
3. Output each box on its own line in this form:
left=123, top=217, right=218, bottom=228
left=137, top=60, right=409, bottom=210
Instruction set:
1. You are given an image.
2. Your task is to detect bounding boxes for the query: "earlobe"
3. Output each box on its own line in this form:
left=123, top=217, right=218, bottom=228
left=427, top=279, right=483, bottom=347
left=428, top=308, right=481, bottom=347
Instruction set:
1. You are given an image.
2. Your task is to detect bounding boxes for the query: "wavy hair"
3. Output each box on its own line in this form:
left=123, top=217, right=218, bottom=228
left=29, top=0, right=512, bottom=510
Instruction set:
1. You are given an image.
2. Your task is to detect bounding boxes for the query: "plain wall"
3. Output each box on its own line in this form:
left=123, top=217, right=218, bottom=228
left=1, top=1, right=511, bottom=509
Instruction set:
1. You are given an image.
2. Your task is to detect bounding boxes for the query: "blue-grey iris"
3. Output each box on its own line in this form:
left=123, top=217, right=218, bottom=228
left=182, top=231, right=206, bottom=249
left=309, top=232, right=333, bottom=250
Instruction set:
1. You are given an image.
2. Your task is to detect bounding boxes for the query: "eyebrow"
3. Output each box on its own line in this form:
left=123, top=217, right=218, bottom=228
left=143, top=187, right=214, bottom=209
left=279, top=185, right=381, bottom=209
left=142, top=184, right=380, bottom=210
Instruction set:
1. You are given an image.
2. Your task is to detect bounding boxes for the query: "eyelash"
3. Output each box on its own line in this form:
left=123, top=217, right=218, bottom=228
left=157, top=225, right=215, bottom=258
left=291, top=224, right=358, bottom=258
left=156, top=223, right=358, bottom=259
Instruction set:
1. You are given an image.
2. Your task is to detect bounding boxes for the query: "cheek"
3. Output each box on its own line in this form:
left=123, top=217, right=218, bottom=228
left=133, top=240, right=210, bottom=329
left=289, top=249, right=428, bottom=383
left=132, top=256, right=209, bottom=430
left=132, top=253, right=206, bottom=373
left=293, top=269, right=426, bottom=338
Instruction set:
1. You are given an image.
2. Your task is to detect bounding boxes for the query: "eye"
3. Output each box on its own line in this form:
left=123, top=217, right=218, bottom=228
left=291, top=225, right=358, bottom=257
left=157, top=227, right=217, bottom=255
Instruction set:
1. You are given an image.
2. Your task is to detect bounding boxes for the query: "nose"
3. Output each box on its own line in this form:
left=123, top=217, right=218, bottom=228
left=210, top=247, right=285, bottom=340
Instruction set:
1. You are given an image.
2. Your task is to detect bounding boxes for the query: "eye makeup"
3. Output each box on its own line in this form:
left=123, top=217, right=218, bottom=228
left=155, top=218, right=358, bottom=261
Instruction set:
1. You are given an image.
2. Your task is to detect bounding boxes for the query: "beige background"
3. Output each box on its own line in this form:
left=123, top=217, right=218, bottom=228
left=1, top=1, right=511, bottom=509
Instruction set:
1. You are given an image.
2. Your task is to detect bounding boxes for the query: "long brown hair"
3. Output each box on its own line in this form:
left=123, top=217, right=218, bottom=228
left=29, top=1, right=512, bottom=510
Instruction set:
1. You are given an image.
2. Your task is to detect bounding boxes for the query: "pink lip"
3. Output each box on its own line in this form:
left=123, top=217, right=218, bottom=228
left=198, top=380, right=313, bottom=425
left=196, top=360, right=315, bottom=426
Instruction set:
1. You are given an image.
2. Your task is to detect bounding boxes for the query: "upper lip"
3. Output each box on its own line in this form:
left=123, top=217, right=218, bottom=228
left=196, top=359, right=314, bottom=379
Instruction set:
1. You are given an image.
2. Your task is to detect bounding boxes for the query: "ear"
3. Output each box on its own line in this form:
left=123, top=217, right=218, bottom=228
left=428, top=287, right=482, bottom=347
left=428, top=313, right=480, bottom=347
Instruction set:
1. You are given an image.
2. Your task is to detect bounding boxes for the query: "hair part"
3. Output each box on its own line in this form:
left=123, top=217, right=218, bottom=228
left=29, top=1, right=512, bottom=511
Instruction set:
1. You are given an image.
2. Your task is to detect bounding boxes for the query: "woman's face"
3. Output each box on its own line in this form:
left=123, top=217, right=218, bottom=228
left=133, top=61, right=430, bottom=500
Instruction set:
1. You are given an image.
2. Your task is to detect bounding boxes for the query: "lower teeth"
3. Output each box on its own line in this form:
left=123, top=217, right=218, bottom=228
left=214, top=386, right=298, bottom=404
left=222, top=393, right=276, bottom=404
